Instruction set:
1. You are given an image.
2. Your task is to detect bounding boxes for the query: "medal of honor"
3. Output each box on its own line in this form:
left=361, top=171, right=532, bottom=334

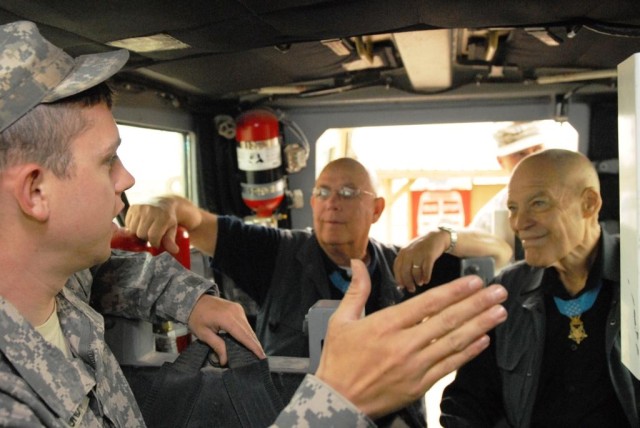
left=553, top=283, right=602, bottom=345
left=568, top=315, right=588, bottom=344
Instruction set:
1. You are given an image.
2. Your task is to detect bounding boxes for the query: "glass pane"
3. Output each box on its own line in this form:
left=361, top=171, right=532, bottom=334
left=117, top=124, right=188, bottom=204
left=317, top=120, right=578, bottom=245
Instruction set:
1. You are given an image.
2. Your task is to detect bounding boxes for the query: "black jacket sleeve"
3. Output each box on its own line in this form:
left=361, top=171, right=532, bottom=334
left=439, top=329, right=507, bottom=428
left=212, top=215, right=281, bottom=305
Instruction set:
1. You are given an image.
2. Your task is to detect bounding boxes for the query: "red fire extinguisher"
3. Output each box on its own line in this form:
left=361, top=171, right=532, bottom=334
left=235, top=109, right=285, bottom=218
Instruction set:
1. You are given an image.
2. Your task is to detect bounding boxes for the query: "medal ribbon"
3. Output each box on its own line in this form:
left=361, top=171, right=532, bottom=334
left=553, top=282, right=602, bottom=318
left=329, top=262, right=375, bottom=294
left=553, top=282, right=602, bottom=344
left=329, top=269, right=351, bottom=293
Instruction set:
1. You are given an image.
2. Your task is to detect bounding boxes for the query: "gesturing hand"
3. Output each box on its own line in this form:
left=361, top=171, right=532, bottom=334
left=316, top=259, right=507, bottom=419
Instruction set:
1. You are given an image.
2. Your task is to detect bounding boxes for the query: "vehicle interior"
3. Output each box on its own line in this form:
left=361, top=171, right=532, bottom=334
left=2, top=1, right=639, bottom=426
left=0, top=1, right=632, bottom=226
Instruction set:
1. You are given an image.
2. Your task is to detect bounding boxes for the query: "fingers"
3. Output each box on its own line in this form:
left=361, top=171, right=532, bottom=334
left=400, top=283, right=506, bottom=390
left=412, top=283, right=507, bottom=346
left=378, top=275, right=486, bottom=330
left=413, top=289, right=507, bottom=389
left=331, top=259, right=371, bottom=323
left=394, top=236, right=441, bottom=290
left=188, top=295, right=265, bottom=364
left=197, top=328, right=229, bottom=365
left=417, top=335, right=491, bottom=390
left=194, top=321, right=265, bottom=366
left=160, top=226, right=180, bottom=254
left=393, top=254, right=417, bottom=292
left=217, top=313, right=266, bottom=360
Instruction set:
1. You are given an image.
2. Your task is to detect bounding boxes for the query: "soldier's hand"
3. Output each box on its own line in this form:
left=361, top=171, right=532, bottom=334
left=315, top=259, right=507, bottom=419
left=188, top=294, right=265, bottom=365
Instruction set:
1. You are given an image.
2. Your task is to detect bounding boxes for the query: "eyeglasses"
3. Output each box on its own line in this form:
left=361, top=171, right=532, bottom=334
left=311, top=186, right=376, bottom=200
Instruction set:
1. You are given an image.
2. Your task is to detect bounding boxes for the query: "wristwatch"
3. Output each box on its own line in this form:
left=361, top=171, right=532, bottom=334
left=438, top=226, right=458, bottom=254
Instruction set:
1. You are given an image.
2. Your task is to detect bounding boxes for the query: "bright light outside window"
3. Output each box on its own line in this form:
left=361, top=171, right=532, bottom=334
left=317, top=120, right=578, bottom=245
left=116, top=124, right=189, bottom=204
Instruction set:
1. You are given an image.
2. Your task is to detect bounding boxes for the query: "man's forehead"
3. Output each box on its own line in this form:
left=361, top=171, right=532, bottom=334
left=508, top=175, right=559, bottom=201
left=317, top=165, right=367, bottom=185
left=72, top=103, right=119, bottom=149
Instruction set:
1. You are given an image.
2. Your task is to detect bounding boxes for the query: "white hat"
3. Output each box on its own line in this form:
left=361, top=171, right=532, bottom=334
left=494, top=122, right=545, bottom=157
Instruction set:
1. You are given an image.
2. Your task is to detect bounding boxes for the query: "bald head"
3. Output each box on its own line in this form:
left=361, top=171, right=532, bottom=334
left=318, top=158, right=379, bottom=193
left=507, top=149, right=602, bottom=270
left=312, top=157, right=385, bottom=266
left=512, top=148, right=600, bottom=195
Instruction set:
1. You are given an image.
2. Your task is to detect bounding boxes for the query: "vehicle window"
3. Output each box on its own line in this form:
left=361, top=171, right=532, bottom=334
left=116, top=124, right=191, bottom=204
left=317, top=120, right=578, bottom=246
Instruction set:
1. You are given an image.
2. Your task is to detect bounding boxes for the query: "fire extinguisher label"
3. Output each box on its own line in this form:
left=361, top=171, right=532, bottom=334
left=241, top=179, right=285, bottom=200
left=237, top=145, right=282, bottom=171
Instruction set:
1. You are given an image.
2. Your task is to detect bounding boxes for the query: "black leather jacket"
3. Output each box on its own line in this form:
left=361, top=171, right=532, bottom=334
left=256, top=229, right=402, bottom=357
left=213, top=215, right=403, bottom=357
left=441, top=228, right=640, bottom=428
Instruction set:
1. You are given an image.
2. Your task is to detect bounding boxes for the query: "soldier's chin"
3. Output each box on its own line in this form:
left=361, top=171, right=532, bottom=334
left=94, top=248, right=112, bottom=265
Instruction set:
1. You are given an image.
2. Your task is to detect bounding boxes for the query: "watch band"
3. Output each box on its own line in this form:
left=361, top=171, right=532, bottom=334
left=438, top=226, right=458, bottom=254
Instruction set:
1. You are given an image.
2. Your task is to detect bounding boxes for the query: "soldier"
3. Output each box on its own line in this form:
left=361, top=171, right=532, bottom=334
left=0, top=20, right=508, bottom=426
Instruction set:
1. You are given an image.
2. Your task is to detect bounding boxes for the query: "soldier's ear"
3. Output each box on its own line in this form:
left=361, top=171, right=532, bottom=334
left=14, top=163, right=50, bottom=222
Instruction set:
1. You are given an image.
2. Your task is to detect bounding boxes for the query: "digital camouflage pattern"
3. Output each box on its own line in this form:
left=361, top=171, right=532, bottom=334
left=0, top=250, right=374, bottom=427
left=272, top=375, right=375, bottom=427
left=0, top=19, right=376, bottom=427
left=0, top=20, right=128, bottom=133
left=0, top=251, right=214, bottom=427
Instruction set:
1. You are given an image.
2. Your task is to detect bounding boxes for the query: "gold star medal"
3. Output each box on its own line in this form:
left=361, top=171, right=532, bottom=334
left=553, top=283, right=602, bottom=346
left=568, top=315, right=588, bottom=344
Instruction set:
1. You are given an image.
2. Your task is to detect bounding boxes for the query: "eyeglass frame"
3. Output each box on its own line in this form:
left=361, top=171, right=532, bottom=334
left=311, top=185, right=377, bottom=200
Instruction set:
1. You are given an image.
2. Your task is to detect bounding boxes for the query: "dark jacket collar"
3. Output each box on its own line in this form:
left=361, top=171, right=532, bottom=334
left=520, top=224, right=618, bottom=296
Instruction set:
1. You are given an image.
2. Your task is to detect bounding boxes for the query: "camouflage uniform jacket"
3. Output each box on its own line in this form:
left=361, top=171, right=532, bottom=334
left=0, top=250, right=375, bottom=427
left=0, top=251, right=214, bottom=427
left=273, top=375, right=375, bottom=427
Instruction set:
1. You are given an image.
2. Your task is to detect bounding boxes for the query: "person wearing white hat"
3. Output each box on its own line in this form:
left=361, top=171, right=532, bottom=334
left=469, top=122, right=545, bottom=260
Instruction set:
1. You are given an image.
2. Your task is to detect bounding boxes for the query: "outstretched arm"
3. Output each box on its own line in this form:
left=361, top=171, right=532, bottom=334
left=394, top=229, right=513, bottom=292
left=274, top=259, right=508, bottom=425
left=126, top=195, right=219, bottom=257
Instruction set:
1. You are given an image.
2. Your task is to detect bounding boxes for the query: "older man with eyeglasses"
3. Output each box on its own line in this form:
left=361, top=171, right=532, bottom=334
left=127, top=158, right=509, bottom=360
left=126, top=158, right=401, bottom=357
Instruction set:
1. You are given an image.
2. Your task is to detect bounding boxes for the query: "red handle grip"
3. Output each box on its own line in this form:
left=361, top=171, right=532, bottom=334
left=111, top=226, right=190, bottom=269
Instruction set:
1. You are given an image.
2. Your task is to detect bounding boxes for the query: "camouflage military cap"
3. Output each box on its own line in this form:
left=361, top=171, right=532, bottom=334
left=0, top=20, right=129, bottom=133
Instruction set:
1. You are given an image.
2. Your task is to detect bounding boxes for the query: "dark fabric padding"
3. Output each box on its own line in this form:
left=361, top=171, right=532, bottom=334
left=137, top=336, right=285, bottom=428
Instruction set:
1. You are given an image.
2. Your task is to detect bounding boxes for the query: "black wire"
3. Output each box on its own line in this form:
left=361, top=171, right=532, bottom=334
left=584, top=22, right=640, bottom=38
